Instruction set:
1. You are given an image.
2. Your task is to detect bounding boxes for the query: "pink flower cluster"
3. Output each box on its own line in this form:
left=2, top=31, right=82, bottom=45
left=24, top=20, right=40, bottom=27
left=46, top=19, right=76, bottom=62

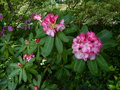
left=72, top=32, right=102, bottom=61
left=23, top=53, right=35, bottom=62
left=41, top=13, right=65, bottom=37
left=33, top=14, right=42, bottom=21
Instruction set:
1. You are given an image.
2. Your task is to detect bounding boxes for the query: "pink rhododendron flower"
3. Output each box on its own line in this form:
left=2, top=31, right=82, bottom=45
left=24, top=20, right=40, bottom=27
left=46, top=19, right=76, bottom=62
left=23, top=53, right=35, bottom=62
left=72, top=32, right=102, bottom=61
left=41, top=13, right=65, bottom=37
left=33, top=14, right=42, bottom=21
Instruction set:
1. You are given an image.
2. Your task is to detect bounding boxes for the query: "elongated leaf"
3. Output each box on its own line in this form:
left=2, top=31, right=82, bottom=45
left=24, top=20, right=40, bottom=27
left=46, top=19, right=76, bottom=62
left=19, top=69, right=22, bottom=83
left=80, top=25, right=88, bottom=33
left=87, top=60, right=98, bottom=75
left=58, top=32, right=69, bottom=43
left=10, top=64, right=19, bottom=68
left=102, top=40, right=117, bottom=49
left=36, top=29, right=46, bottom=38
left=39, top=37, right=47, bottom=45
left=19, top=56, right=24, bottom=64
left=41, top=36, right=54, bottom=57
left=28, top=45, right=37, bottom=54
left=9, top=69, right=20, bottom=78
left=22, top=69, right=27, bottom=82
left=74, top=59, right=85, bottom=73
left=63, top=13, right=74, bottom=24
left=36, top=48, right=40, bottom=61
left=97, top=30, right=112, bottom=43
left=96, top=55, right=109, bottom=71
left=64, top=25, right=78, bottom=34
left=29, top=33, right=33, bottom=41
left=55, top=36, right=63, bottom=53
left=28, top=69, right=38, bottom=75
left=19, top=46, right=26, bottom=53
left=37, top=75, right=42, bottom=87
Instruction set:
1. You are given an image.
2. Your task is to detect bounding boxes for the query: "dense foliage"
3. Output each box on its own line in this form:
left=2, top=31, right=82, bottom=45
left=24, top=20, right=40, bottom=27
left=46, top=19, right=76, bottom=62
left=0, top=0, right=120, bottom=90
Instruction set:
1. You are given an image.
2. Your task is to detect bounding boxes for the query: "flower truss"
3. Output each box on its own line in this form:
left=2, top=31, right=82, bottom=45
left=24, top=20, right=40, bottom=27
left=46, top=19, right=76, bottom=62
left=41, top=13, right=65, bottom=37
left=23, top=53, right=35, bottom=62
left=33, top=14, right=42, bottom=21
left=72, top=32, right=102, bottom=61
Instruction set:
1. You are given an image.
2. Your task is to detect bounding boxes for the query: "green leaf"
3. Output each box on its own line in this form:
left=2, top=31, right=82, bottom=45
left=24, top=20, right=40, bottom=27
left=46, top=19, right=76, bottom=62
left=96, top=55, right=109, bottom=72
left=28, top=45, right=37, bottom=54
left=29, top=33, right=33, bottom=41
left=41, top=36, right=54, bottom=57
left=19, top=46, right=26, bottom=53
left=37, top=75, right=42, bottom=87
left=19, top=56, right=24, bottom=64
left=9, top=69, right=20, bottom=78
left=74, top=58, right=85, bottom=73
left=102, top=39, right=117, bottom=49
left=19, top=69, right=22, bottom=83
left=56, top=54, right=62, bottom=64
left=63, top=13, right=74, bottom=24
left=28, top=69, right=38, bottom=75
left=25, top=62, right=33, bottom=68
left=36, top=29, right=46, bottom=38
left=8, top=47, right=14, bottom=55
left=22, top=69, right=27, bottom=82
left=36, top=48, right=40, bottom=61
left=55, top=36, right=63, bottom=53
left=10, top=63, right=19, bottom=68
left=87, top=60, right=98, bottom=75
left=39, top=37, right=47, bottom=45
left=64, top=25, right=78, bottom=34
left=58, top=32, right=69, bottom=43
left=97, top=30, right=112, bottom=43
left=80, top=25, right=88, bottom=33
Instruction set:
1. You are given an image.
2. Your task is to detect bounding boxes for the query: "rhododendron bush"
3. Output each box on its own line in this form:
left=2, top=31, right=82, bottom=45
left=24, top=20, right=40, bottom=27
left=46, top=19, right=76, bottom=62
left=0, top=1, right=119, bottom=89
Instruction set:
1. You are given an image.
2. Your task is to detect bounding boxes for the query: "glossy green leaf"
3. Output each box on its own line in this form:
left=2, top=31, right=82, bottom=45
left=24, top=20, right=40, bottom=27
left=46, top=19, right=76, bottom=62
left=55, top=36, right=63, bottom=53
left=80, top=25, right=88, bottom=33
left=102, top=39, right=117, bottom=49
left=10, top=63, right=19, bottom=68
left=19, top=46, right=26, bottom=53
left=63, top=13, right=74, bottom=24
left=74, top=58, right=85, bottom=73
left=22, top=69, right=27, bottom=82
left=19, top=69, right=22, bottom=83
left=41, top=36, right=54, bottom=57
left=97, top=30, right=112, bottom=43
left=96, top=55, right=109, bottom=71
left=37, top=75, right=42, bottom=87
left=28, top=45, right=37, bottom=54
left=9, top=69, right=20, bottom=78
left=64, top=25, right=78, bottom=34
left=28, top=69, right=38, bottom=75
left=36, top=29, right=46, bottom=38
left=58, top=32, right=69, bottom=43
left=29, top=33, right=33, bottom=41
left=87, top=60, right=98, bottom=75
